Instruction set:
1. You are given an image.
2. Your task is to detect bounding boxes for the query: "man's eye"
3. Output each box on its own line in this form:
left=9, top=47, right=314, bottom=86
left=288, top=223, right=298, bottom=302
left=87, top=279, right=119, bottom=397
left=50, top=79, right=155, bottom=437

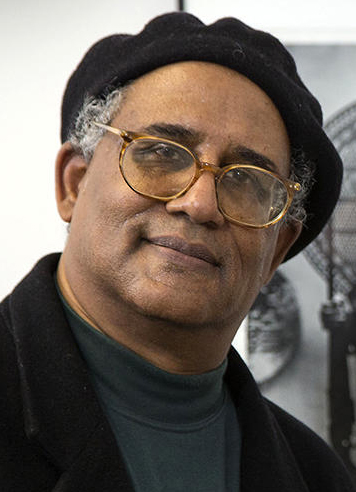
left=154, top=144, right=181, bottom=160
left=223, top=168, right=268, bottom=200
left=129, top=140, right=194, bottom=174
left=134, top=142, right=183, bottom=161
left=225, top=168, right=257, bottom=186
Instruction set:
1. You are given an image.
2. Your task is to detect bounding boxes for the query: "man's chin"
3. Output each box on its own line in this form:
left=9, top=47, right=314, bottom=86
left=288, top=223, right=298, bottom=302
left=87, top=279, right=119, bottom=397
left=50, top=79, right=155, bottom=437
left=122, top=289, right=235, bottom=331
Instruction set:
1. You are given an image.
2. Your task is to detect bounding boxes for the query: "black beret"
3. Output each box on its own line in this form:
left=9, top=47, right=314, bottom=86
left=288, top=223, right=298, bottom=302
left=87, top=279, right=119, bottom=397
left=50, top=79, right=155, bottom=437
left=61, top=12, right=342, bottom=261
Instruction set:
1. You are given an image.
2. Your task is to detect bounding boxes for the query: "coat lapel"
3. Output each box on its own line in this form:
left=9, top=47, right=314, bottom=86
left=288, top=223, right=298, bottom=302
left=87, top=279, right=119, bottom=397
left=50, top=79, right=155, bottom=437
left=9, top=254, right=134, bottom=491
left=226, top=349, right=309, bottom=492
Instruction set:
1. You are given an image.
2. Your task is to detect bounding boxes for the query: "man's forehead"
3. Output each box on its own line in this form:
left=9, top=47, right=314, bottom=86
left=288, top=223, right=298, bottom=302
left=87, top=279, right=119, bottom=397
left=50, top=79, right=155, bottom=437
left=116, top=61, right=287, bottom=127
left=112, top=61, right=291, bottom=174
left=125, top=60, right=266, bottom=95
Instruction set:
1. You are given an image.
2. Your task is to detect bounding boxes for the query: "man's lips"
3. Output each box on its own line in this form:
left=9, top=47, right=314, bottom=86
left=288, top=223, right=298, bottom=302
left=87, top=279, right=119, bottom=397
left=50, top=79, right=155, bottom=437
left=145, top=236, right=220, bottom=266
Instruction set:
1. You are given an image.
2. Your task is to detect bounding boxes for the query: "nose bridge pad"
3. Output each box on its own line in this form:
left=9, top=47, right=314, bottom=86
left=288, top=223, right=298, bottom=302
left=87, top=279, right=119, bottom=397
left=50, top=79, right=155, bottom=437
left=199, top=161, right=221, bottom=177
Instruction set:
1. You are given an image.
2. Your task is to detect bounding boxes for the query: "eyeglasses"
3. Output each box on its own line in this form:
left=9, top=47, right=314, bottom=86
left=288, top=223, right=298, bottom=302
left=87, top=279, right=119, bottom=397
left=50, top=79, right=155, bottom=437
left=94, top=122, right=301, bottom=228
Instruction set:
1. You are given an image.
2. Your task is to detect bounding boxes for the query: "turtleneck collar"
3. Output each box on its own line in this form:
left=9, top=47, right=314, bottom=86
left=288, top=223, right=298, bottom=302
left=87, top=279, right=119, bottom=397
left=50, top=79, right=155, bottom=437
left=57, top=285, right=227, bottom=427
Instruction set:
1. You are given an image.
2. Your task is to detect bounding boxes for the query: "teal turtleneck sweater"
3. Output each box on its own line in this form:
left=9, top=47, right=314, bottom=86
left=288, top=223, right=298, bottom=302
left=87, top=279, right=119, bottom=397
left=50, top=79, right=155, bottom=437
left=58, top=291, right=241, bottom=491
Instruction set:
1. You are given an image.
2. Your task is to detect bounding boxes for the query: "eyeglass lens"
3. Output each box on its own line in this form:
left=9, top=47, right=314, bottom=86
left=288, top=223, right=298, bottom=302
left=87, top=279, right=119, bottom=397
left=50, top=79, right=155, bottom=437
left=121, top=138, right=288, bottom=226
left=217, top=167, right=288, bottom=226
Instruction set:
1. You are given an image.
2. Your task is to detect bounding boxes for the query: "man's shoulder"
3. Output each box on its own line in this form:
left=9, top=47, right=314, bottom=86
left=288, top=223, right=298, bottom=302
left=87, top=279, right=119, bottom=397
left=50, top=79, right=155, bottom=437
left=0, top=252, right=63, bottom=430
left=265, top=397, right=356, bottom=490
left=265, top=397, right=325, bottom=450
left=0, top=253, right=61, bottom=330
left=226, top=349, right=355, bottom=490
left=0, top=254, right=83, bottom=490
left=0, top=252, right=62, bottom=404
left=0, top=259, right=60, bottom=490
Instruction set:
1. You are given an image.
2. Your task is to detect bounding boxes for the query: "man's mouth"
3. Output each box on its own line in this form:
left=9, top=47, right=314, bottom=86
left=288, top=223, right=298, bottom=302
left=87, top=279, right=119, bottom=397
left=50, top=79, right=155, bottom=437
left=145, top=236, right=220, bottom=266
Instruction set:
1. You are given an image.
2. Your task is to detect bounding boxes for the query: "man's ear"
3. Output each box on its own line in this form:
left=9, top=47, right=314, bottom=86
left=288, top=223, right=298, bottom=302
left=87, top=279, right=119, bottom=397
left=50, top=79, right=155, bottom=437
left=263, top=220, right=303, bottom=285
left=55, top=142, right=88, bottom=223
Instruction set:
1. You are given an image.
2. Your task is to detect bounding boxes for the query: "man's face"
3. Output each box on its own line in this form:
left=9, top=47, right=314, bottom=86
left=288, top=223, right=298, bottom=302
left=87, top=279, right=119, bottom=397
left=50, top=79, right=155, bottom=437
left=58, top=62, right=300, bottom=333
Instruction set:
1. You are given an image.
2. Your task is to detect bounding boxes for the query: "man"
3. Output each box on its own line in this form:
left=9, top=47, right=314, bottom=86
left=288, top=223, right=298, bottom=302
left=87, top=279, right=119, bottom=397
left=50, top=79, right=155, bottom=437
left=0, top=12, right=354, bottom=492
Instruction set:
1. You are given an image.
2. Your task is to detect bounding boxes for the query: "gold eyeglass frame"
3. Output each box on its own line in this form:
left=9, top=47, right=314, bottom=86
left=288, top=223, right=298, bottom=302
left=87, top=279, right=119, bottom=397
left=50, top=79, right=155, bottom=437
left=94, top=121, right=301, bottom=229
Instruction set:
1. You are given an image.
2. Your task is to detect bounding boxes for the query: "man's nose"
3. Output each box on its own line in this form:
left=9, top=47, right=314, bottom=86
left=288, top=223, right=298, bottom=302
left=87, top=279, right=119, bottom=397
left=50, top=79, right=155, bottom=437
left=165, top=171, right=225, bottom=227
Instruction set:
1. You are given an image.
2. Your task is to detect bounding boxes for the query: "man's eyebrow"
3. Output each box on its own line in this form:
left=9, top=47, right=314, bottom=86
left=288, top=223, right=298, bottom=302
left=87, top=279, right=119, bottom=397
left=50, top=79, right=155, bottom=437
left=139, top=124, right=279, bottom=172
left=140, top=123, right=204, bottom=143
left=230, top=146, right=279, bottom=173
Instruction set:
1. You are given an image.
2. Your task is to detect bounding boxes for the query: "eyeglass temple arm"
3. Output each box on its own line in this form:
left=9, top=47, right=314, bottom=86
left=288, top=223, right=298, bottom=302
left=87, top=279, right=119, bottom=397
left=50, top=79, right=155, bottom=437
left=93, top=122, right=132, bottom=141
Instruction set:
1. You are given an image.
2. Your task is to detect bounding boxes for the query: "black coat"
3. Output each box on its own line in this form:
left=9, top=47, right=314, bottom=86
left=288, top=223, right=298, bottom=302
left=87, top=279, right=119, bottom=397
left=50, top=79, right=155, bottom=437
left=0, top=254, right=354, bottom=491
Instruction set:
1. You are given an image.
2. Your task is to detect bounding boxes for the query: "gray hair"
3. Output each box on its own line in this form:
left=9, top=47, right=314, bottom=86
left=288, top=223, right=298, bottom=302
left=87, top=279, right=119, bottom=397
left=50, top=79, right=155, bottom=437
left=288, top=148, right=315, bottom=223
left=69, top=87, right=128, bottom=162
left=68, top=87, right=314, bottom=224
